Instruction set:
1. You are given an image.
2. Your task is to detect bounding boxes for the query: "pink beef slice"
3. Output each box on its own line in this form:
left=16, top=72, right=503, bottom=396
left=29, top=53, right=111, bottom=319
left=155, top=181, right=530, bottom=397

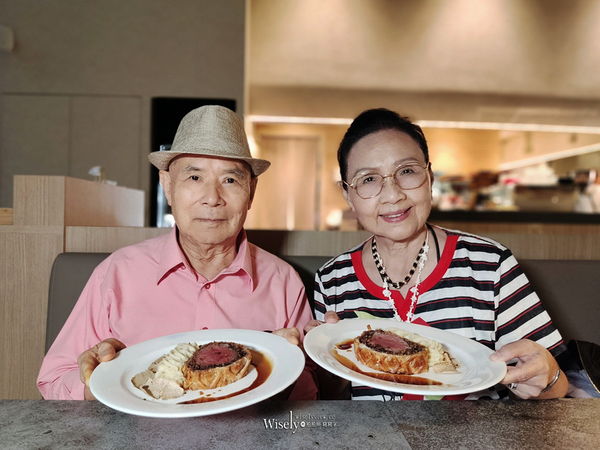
left=370, top=331, right=410, bottom=352
left=188, top=342, right=244, bottom=369
left=359, top=329, right=424, bottom=355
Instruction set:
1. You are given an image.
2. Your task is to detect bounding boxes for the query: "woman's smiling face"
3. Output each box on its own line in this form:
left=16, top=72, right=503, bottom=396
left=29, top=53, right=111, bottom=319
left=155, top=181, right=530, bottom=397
left=343, top=128, right=432, bottom=244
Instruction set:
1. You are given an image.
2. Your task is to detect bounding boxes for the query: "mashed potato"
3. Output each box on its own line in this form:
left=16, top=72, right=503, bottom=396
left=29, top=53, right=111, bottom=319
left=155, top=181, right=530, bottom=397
left=131, top=343, right=198, bottom=399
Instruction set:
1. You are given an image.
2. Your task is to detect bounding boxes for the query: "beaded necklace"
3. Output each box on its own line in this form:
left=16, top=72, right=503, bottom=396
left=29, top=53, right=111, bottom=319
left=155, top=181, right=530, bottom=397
left=371, top=230, right=430, bottom=322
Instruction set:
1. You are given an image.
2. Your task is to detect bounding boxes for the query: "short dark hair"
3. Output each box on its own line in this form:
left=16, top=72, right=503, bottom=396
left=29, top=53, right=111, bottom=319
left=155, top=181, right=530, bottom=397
left=337, top=108, right=429, bottom=187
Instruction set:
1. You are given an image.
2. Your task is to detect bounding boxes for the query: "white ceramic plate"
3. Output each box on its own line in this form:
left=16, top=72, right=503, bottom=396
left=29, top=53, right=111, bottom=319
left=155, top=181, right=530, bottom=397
left=304, top=319, right=506, bottom=396
left=90, top=329, right=305, bottom=418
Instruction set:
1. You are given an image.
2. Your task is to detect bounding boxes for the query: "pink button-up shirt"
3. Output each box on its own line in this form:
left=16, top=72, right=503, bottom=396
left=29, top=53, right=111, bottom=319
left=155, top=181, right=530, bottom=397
left=37, top=229, right=313, bottom=400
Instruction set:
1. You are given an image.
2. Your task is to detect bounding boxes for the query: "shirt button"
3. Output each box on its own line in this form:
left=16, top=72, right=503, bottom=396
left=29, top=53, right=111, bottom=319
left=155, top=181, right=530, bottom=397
left=205, top=283, right=211, bottom=289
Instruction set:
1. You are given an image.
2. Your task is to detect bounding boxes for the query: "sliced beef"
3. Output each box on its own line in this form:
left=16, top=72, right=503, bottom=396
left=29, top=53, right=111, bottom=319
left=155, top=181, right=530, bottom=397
left=187, top=342, right=248, bottom=370
left=358, top=329, right=425, bottom=355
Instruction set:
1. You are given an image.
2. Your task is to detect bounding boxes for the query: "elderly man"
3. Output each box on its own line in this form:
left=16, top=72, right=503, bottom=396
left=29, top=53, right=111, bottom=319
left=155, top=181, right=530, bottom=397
left=37, top=105, right=314, bottom=400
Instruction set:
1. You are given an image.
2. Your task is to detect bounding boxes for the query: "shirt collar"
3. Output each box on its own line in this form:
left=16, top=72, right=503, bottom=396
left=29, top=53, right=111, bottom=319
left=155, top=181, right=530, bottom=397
left=156, top=227, right=188, bottom=284
left=156, top=227, right=255, bottom=290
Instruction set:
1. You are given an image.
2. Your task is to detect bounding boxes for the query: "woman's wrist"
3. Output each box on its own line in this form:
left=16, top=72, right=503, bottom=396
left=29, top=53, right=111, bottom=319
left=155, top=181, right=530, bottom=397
left=540, top=367, right=561, bottom=393
left=537, top=367, right=568, bottom=399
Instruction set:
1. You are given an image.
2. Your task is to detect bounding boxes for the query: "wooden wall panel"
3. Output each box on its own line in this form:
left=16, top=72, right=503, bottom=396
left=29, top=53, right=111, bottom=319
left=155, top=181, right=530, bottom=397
left=431, top=222, right=600, bottom=259
left=431, top=221, right=600, bottom=235
left=13, top=175, right=144, bottom=228
left=250, top=228, right=600, bottom=260
left=476, top=232, right=600, bottom=260
left=65, top=226, right=169, bottom=252
left=65, top=226, right=600, bottom=260
left=246, top=229, right=371, bottom=256
left=0, top=226, right=63, bottom=399
left=64, top=178, right=144, bottom=227
left=13, top=176, right=66, bottom=226
left=0, top=209, right=13, bottom=225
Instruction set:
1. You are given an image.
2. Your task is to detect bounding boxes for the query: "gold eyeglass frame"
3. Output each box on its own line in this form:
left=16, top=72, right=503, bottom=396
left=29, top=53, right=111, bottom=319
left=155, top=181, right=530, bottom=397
left=341, top=162, right=431, bottom=199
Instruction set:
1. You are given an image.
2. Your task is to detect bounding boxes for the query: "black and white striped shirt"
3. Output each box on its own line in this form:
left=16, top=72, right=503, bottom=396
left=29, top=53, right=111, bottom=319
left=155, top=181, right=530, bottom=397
left=313, top=228, right=564, bottom=400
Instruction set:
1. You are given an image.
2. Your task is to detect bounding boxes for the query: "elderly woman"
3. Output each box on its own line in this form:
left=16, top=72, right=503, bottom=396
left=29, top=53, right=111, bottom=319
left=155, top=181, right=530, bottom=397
left=308, top=108, right=567, bottom=401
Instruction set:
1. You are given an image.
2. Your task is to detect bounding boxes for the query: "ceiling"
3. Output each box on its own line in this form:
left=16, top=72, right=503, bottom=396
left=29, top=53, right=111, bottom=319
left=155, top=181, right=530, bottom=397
left=248, top=0, right=600, bottom=125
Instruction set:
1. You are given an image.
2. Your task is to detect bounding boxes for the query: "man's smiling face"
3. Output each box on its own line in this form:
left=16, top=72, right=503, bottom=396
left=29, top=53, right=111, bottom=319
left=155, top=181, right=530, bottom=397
left=160, top=155, right=256, bottom=247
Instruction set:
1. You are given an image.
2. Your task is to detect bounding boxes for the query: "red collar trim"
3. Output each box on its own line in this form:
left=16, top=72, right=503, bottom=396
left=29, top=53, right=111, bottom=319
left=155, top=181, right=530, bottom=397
left=351, top=233, right=458, bottom=319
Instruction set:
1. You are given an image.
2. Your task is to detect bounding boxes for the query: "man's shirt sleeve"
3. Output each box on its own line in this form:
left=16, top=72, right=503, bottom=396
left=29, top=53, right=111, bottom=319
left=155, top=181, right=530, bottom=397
left=37, top=263, right=112, bottom=400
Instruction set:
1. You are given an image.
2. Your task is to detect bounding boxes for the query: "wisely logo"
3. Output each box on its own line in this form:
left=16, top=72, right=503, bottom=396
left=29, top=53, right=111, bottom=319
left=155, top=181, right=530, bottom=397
left=263, top=411, right=337, bottom=433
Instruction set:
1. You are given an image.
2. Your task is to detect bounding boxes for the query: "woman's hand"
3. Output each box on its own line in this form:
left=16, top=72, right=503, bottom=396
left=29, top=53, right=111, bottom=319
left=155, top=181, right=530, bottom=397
left=272, top=327, right=301, bottom=346
left=490, top=339, right=567, bottom=399
left=77, top=338, right=126, bottom=400
left=304, top=311, right=340, bottom=334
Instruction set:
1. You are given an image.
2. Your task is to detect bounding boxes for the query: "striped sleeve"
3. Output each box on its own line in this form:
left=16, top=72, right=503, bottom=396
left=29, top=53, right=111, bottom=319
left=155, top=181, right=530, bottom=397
left=493, top=248, right=564, bottom=355
left=313, top=271, right=327, bottom=321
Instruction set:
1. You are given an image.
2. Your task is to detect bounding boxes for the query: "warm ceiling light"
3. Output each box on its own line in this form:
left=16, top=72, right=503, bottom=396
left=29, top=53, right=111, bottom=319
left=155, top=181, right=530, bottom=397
left=499, top=142, right=600, bottom=171
left=248, top=115, right=352, bottom=125
left=248, top=115, right=600, bottom=134
left=417, top=120, right=600, bottom=134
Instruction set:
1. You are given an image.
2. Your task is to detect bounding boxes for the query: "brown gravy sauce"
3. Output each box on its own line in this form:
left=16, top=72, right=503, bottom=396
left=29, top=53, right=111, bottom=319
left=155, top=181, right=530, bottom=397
left=332, top=345, right=442, bottom=386
left=336, top=339, right=354, bottom=350
left=180, top=350, right=272, bottom=404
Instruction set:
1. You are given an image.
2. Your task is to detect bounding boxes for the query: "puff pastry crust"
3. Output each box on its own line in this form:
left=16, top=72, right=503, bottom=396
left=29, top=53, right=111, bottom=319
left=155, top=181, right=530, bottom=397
left=354, top=329, right=430, bottom=375
left=182, top=342, right=252, bottom=390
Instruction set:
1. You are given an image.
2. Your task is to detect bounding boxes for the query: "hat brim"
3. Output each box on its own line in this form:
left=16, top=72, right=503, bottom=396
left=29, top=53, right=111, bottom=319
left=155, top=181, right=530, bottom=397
left=148, top=151, right=271, bottom=177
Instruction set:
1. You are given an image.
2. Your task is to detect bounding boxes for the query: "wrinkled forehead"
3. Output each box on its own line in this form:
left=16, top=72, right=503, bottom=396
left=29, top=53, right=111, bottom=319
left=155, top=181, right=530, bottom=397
left=168, top=154, right=252, bottom=176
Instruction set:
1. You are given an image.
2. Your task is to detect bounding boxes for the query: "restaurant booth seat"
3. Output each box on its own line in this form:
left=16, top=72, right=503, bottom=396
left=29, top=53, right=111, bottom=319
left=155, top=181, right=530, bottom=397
left=46, top=253, right=600, bottom=353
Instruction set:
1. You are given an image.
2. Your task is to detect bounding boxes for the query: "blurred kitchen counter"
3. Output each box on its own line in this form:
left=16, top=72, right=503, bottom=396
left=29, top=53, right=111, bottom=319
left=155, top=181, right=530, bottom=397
left=430, top=209, right=600, bottom=224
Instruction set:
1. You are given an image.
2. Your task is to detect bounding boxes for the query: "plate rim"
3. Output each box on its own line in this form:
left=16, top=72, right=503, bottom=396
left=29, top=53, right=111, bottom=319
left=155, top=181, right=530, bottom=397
left=90, top=328, right=305, bottom=417
left=304, top=318, right=507, bottom=396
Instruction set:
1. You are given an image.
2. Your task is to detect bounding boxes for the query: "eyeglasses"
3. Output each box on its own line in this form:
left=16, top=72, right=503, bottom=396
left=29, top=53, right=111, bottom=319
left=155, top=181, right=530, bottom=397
left=343, top=162, right=431, bottom=199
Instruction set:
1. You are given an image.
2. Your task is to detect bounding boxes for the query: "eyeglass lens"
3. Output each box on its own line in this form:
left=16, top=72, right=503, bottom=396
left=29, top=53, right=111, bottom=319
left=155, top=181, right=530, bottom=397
left=354, top=164, right=428, bottom=198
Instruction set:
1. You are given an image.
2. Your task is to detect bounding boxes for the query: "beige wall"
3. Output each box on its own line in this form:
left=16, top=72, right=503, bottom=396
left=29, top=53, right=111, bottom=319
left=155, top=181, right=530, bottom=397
left=0, top=0, right=246, bottom=209
left=424, top=128, right=502, bottom=177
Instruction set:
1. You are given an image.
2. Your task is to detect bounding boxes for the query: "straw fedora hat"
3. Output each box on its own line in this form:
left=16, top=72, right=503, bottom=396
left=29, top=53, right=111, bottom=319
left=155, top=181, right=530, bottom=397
left=148, top=105, right=270, bottom=176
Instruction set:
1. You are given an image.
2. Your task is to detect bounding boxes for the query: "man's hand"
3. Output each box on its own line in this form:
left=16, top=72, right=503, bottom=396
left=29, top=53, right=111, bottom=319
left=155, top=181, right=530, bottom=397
left=304, top=311, right=340, bottom=334
left=490, top=339, right=567, bottom=399
left=272, top=327, right=301, bottom=346
left=77, top=338, right=126, bottom=400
